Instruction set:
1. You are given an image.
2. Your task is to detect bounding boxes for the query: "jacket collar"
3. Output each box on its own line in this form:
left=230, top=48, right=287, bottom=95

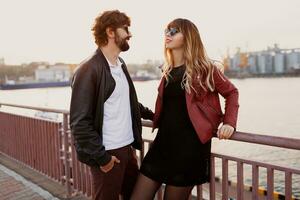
left=95, top=48, right=111, bottom=72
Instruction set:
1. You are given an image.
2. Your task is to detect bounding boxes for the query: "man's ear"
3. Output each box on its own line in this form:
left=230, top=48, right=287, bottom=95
left=106, top=27, right=115, bottom=38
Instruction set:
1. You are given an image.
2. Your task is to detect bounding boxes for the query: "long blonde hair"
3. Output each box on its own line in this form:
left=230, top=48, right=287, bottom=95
left=162, top=18, right=217, bottom=93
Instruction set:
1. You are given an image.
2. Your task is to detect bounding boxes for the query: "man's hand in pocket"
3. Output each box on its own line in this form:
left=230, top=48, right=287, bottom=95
left=100, top=156, right=120, bottom=173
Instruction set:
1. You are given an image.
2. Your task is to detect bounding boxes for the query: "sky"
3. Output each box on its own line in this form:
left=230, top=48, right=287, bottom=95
left=0, top=0, right=300, bottom=65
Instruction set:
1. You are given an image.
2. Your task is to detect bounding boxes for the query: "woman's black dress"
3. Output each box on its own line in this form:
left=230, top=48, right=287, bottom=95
left=140, top=65, right=211, bottom=186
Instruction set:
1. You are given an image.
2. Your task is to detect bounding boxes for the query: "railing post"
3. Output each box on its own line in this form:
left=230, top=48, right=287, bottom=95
left=196, top=185, right=203, bottom=200
left=63, top=113, right=72, bottom=197
left=237, top=161, right=244, bottom=200
left=222, top=158, right=229, bottom=200
left=267, top=167, right=274, bottom=200
left=252, top=164, right=259, bottom=199
left=210, top=155, right=216, bottom=200
left=285, top=171, right=292, bottom=199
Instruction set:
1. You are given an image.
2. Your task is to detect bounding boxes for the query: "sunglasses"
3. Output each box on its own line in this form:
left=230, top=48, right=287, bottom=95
left=165, top=27, right=180, bottom=36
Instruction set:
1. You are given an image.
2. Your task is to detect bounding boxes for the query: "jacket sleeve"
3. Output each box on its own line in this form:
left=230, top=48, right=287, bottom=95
left=213, top=66, right=239, bottom=129
left=70, top=64, right=111, bottom=166
left=139, top=103, right=154, bottom=120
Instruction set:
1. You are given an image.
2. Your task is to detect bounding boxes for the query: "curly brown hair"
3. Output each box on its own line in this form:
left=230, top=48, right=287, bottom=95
left=92, top=10, right=131, bottom=47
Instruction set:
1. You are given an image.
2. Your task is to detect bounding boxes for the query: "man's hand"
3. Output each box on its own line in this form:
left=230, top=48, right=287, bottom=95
left=217, top=124, right=235, bottom=139
left=100, top=156, right=120, bottom=173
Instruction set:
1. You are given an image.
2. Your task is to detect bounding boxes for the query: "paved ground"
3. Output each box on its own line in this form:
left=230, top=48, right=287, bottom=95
left=0, top=164, right=59, bottom=200
left=0, top=153, right=88, bottom=200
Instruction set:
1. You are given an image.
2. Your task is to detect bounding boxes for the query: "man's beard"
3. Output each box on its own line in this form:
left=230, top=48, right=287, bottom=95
left=115, top=33, right=130, bottom=52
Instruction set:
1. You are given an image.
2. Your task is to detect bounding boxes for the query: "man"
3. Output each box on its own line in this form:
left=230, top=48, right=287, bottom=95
left=70, top=10, right=153, bottom=200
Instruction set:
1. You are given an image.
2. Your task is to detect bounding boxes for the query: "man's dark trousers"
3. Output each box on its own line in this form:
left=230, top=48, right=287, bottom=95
left=90, top=145, right=138, bottom=200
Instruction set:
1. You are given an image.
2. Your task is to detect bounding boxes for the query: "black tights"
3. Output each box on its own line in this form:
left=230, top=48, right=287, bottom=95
left=130, top=173, right=193, bottom=200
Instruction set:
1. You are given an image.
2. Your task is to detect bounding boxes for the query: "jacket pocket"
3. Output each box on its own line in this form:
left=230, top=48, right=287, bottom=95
left=207, top=103, right=224, bottom=126
left=196, top=102, right=223, bottom=133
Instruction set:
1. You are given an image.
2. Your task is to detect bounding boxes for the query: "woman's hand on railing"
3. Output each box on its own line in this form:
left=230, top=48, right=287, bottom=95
left=217, top=124, right=235, bottom=139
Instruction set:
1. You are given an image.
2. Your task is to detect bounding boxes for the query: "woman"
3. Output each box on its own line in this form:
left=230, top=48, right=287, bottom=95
left=131, top=18, right=239, bottom=200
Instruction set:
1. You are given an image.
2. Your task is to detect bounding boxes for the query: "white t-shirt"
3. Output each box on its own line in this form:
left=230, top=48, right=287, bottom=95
left=102, top=57, right=134, bottom=150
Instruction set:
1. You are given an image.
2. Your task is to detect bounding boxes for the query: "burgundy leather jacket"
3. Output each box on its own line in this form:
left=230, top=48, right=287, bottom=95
left=152, top=66, right=239, bottom=144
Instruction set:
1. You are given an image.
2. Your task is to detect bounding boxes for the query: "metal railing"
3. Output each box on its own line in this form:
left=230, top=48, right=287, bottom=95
left=0, top=102, right=299, bottom=200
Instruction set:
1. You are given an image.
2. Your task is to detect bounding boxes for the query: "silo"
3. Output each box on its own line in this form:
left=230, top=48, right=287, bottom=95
left=248, top=54, right=258, bottom=73
left=265, top=54, right=273, bottom=73
left=274, top=53, right=285, bottom=73
left=257, top=54, right=266, bottom=73
left=286, top=51, right=300, bottom=70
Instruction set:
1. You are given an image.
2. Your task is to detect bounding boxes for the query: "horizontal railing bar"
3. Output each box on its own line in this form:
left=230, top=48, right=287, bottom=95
left=143, top=122, right=300, bottom=151
left=1, top=103, right=300, bottom=149
left=0, top=102, right=69, bottom=114
left=142, top=120, right=300, bottom=150
left=212, top=153, right=300, bottom=174
left=0, top=111, right=61, bottom=124
left=230, top=131, right=300, bottom=151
